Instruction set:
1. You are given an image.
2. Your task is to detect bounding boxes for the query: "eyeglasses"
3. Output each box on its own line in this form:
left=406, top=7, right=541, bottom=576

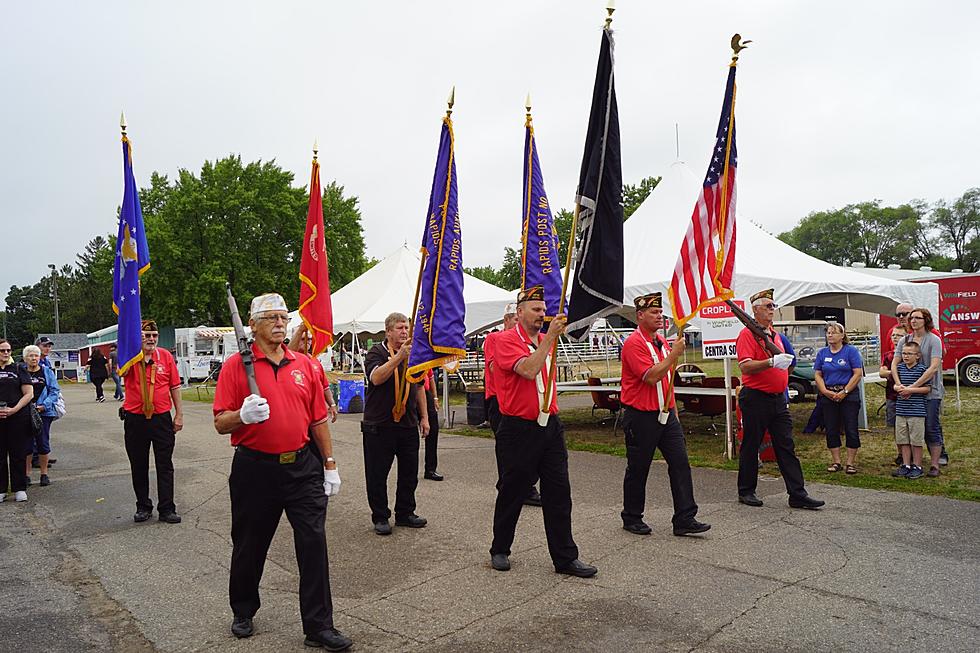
left=909, top=316, right=924, bottom=321
left=256, top=314, right=289, bottom=324
left=0, top=348, right=11, bottom=353
left=142, top=333, right=160, bottom=339
left=760, top=303, right=778, bottom=309
left=895, top=312, right=910, bottom=318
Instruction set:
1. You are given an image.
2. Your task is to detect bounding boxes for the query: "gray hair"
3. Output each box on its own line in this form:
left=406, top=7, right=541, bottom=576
left=385, top=312, right=409, bottom=331
left=23, top=345, right=41, bottom=358
left=826, top=321, right=849, bottom=344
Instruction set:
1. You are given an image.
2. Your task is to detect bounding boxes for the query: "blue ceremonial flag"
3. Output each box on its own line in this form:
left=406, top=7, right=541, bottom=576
left=520, top=111, right=562, bottom=327
left=406, top=115, right=466, bottom=382
left=112, top=133, right=151, bottom=375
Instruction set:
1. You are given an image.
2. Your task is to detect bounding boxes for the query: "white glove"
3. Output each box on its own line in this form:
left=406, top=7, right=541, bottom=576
left=323, top=468, right=341, bottom=497
left=239, top=394, right=269, bottom=424
left=771, top=353, right=794, bottom=370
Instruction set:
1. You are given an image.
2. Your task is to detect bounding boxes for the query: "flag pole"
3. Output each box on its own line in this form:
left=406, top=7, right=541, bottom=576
left=660, top=34, right=748, bottom=423
left=540, top=1, right=616, bottom=413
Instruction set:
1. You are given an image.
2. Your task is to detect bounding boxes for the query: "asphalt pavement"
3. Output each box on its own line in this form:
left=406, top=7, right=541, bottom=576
left=1, top=383, right=977, bottom=652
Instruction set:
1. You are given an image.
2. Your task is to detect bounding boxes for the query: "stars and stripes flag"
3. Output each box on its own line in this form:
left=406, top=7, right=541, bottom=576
left=668, top=63, right=739, bottom=327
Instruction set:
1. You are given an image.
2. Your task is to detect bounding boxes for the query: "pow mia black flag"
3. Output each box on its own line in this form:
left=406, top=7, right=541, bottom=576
left=566, top=25, right=624, bottom=341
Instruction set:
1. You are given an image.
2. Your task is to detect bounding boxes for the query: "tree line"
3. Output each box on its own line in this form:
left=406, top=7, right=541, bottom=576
left=777, top=188, right=980, bottom=271
left=3, top=156, right=368, bottom=349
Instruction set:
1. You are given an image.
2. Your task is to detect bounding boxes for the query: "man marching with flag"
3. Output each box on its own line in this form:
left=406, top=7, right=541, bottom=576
left=113, top=117, right=185, bottom=525
left=667, top=37, right=823, bottom=511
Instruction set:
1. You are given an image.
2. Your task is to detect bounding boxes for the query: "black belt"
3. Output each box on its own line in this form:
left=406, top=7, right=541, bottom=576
left=742, top=387, right=784, bottom=399
left=236, top=444, right=310, bottom=464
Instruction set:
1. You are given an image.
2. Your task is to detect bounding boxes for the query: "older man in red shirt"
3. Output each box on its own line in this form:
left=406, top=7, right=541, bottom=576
left=121, top=319, right=184, bottom=524
left=213, top=293, right=350, bottom=650
left=735, top=289, right=823, bottom=510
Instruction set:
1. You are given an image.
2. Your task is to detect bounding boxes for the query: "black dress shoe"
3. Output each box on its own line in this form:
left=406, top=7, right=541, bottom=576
left=491, top=554, right=511, bottom=571
left=789, top=495, right=825, bottom=510
left=304, top=627, right=353, bottom=651
left=159, top=512, right=182, bottom=524
left=423, top=471, right=444, bottom=481
left=394, top=514, right=427, bottom=528
left=373, top=520, right=392, bottom=535
left=39, top=474, right=51, bottom=487
left=555, top=559, right=598, bottom=578
left=622, top=522, right=653, bottom=535
left=231, top=615, right=253, bottom=638
left=134, top=510, right=152, bottom=523
left=673, top=520, right=711, bottom=536
left=524, top=488, right=542, bottom=506
left=738, top=493, right=763, bottom=507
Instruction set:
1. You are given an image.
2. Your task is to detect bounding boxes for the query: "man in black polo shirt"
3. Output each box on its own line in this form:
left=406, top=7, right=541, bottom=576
left=362, top=312, right=430, bottom=535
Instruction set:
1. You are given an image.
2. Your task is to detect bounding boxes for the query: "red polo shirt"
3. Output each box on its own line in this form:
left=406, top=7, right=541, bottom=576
left=621, top=329, right=674, bottom=411
left=736, top=326, right=788, bottom=393
left=493, top=324, right=559, bottom=421
left=213, top=343, right=328, bottom=454
left=122, top=348, right=181, bottom=415
left=483, top=331, right=498, bottom=399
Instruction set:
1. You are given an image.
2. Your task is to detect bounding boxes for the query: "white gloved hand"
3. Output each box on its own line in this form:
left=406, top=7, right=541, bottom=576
left=239, top=394, right=270, bottom=424
left=771, top=353, right=795, bottom=370
left=323, top=468, right=341, bottom=497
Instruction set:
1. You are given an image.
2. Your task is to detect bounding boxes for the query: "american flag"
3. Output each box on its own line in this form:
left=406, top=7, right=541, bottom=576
left=668, top=64, right=739, bottom=328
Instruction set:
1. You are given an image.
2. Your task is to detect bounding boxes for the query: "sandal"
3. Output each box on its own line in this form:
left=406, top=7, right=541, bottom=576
left=845, top=465, right=858, bottom=475
left=827, top=463, right=843, bottom=472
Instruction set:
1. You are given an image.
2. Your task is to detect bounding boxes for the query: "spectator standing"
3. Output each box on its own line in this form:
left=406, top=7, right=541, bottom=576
left=813, top=323, right=864, bottom=474
left=891, top=342, right=929, bottom=479
left=21, top=345, right=60, bottom=487
left=109, top=344, right=124, bottom=401
left=0, top=339, right=33, bottom=502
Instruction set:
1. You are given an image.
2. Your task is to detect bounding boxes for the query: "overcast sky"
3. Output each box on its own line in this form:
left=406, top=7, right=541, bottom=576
left=3, top=1, right=978, bottom=310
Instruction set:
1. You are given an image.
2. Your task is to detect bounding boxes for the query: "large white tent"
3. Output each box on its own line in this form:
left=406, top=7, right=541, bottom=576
left=621, top=161, right=938, bottom=319
left=289, top=244, right=513, bottom=337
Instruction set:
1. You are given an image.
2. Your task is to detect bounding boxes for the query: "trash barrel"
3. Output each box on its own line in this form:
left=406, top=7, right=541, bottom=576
left=466, top=390, right=486, bottom=426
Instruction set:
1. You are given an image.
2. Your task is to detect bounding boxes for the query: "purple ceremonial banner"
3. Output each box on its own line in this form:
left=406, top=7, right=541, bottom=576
left=407, top=117, right=466, bottom=382
left=520, top=119, right=563, bottom=326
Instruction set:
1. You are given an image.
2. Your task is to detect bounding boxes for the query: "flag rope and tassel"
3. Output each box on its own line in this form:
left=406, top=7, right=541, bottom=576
left=393, top=247, right=429, bottom=422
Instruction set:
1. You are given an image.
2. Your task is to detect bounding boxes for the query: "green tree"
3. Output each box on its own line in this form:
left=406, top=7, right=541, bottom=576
left=930, top=188, right=980, bottom=270
left=322, top=181, right=368, bottom=290
left=59, top=236, right=116, bottom=333
left=623, top=175, right=661, bottom=219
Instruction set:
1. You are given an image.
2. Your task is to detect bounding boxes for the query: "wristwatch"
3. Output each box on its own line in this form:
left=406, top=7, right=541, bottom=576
left=325, top=456, right=336, bottom=464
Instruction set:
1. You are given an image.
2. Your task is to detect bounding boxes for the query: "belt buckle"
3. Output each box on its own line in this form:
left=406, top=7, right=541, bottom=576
left=278, top=451, right=297, bottom=464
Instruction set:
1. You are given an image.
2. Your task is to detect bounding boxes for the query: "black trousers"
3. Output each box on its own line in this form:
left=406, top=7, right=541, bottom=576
left=490, top=414, right=578, bottom=567
left=487, top=395, right=501, bottom=433
left=92, top=378, right=106, bottom=400
left=361, top=423, right=419, bottom=522
left=123, top=411, right=176, bottom=514
left=228, top=446, right=333, bottom=634
left=621, top=407, right=698, bottom=527
left=424, top=391, right=439, bottom=473
left=737, top=388, right=807, bottom=499
left=823, top=396, right=861, bottom=449
left=0, top=415, right=29, bottom=493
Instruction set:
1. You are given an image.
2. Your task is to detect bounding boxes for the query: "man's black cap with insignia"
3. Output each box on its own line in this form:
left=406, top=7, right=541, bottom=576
left=634, top=292, right=662, bottom=310
left=750, top=288, right=774, bottom=304
left=517, top=285, right=545, bottom=303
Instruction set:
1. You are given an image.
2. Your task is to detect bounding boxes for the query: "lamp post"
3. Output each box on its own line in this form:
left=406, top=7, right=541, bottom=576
left=48, top=264, right=60, bottom=334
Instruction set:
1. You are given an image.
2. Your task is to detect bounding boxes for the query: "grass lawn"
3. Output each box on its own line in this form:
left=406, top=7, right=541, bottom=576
left=446, top=381, right=980, bottom=503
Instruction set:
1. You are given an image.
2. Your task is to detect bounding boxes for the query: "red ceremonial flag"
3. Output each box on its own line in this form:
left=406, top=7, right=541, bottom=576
left=668, top=62, right=739, bottom=328
left=298, top=154, right=334, bottom=355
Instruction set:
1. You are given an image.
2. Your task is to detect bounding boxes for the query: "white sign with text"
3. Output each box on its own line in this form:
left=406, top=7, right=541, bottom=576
left=700, top=299, right=746, bottom=359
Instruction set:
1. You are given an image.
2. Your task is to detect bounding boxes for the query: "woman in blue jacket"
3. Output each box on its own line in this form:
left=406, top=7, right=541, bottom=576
left=814, top=323, right=864, bottom=474
left=22, top=345, right=61, bottom=487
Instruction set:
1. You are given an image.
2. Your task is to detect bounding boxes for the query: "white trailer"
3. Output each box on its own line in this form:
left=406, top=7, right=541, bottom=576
left=174, top=326, right=239, bottom=382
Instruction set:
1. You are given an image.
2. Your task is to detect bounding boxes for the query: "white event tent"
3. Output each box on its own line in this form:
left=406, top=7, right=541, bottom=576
left=288, top=244, right=513, bottom=337
left=620, top=161, right=938, bottom=321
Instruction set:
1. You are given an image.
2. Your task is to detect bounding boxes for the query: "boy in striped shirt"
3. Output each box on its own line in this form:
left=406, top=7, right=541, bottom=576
left=892, top=342, right=930, bottom=479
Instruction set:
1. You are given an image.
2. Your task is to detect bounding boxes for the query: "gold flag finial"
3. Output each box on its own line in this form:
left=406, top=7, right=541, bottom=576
left=730, top=33, right=752, bottom=63
left=313, top=138, right=319, bottom=161
left=605, top=0, right=616, bottom=29
left=446, top=85, right=455, bottom=118
left=120, top=111, right=127, bottom=135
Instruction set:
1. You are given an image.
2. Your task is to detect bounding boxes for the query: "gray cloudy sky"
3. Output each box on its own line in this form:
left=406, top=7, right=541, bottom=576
left=3, top=1, right=978, bottom=309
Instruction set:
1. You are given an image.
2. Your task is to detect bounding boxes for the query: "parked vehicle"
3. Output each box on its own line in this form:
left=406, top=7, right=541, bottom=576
left=174, top=327, right=238, bottom=382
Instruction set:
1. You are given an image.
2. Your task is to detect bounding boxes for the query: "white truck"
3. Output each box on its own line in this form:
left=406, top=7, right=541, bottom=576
left=174, top=326, right=239, bottom=382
